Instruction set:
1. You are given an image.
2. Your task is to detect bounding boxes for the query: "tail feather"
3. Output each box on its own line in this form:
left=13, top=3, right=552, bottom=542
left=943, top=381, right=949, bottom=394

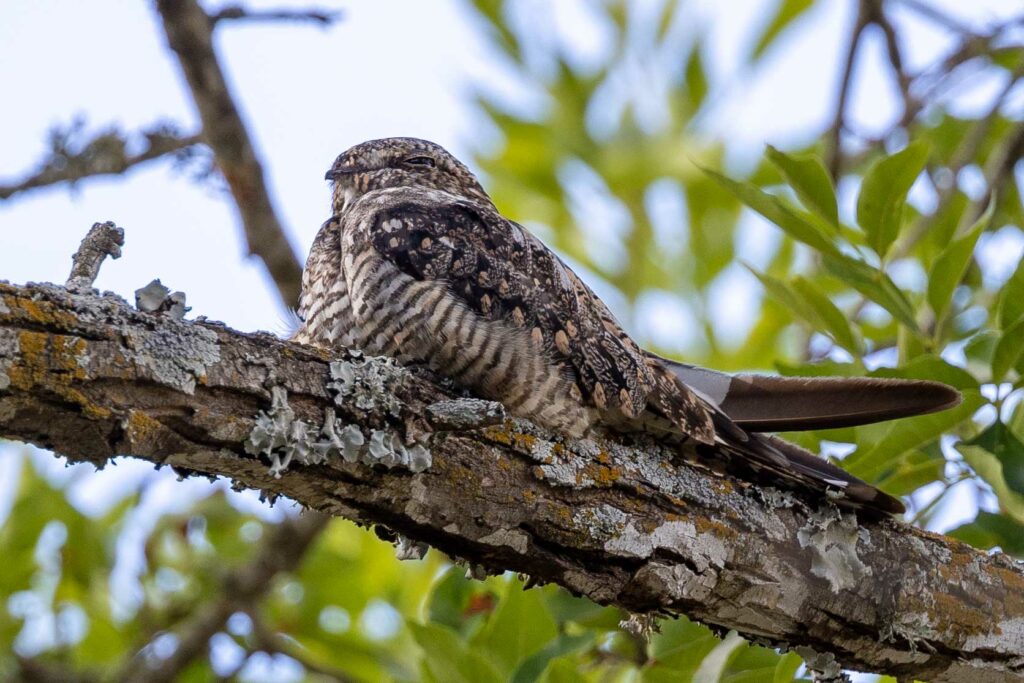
left=655, top=356, right=961, bottom=432
left=641, top=355, right=949, bottom=514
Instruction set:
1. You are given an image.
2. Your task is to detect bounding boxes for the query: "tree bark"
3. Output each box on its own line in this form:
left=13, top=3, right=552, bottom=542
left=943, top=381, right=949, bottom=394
left=1, top=279, right=1022, bottom=682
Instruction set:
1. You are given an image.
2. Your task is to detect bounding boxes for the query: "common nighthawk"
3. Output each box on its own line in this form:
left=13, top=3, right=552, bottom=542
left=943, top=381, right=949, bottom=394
left=294, top=137, right=960, bottom=514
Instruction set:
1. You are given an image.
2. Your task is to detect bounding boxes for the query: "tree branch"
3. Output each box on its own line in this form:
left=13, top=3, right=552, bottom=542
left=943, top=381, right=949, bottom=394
left=1, top=277, right=1022, bottom=681
left=209, top=4, right=341, bottom=27
left=155, top=0, right=304, bottom=308
left=826, top=0, right=871, bottom=181
left=0, top=121, right=201, bottom=200
left=115, top=512, right=330, bottom=683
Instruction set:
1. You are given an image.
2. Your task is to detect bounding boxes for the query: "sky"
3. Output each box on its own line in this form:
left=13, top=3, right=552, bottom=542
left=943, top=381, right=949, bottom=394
left=1, top=0, right=1022, bottom=668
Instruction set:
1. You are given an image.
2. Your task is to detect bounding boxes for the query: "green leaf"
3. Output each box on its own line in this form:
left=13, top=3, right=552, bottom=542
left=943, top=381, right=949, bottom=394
left=959, top=443, right=1024, bottom=525
left=844, top=389, right=984, bottom=481
left=410, top=622, right=504, bottom=683
left=751, top=0, right=816, bottom=59
left=684, top=42, right=709, bottom=113
left=875, top=449, right=945, bottom=497
left=927, top=197, right=994, bottom=321
left=766, top=146, right=838, bottom=225
left=512, top=633, right=595, bottom=683
left=969, top=422, right=1024, bottom=496
left=790, top=276, right=861, bottom=353
left=537, top=657, right=587, bottom=683
left=821, top=252, right=920, bottom=331
left=948, top=511, right=1024, bottom=556
left=703, top=168, right=838, bottom=255
left=992, top=316, right=1024, bottom=382
left=773, top=651, right=803, bottom=683
left=869, top=353, right=980, bottom=389
left=998, top=256, right=1024, bottom=329
left=426, top=566, right=476, bottom=632
left=752, top=270, right=861, bottom=353
left=856, top=141, right=929, bottom=259
left=645, top=618, right=720, bottom=682
left=472, top=581, right=559, bottom=676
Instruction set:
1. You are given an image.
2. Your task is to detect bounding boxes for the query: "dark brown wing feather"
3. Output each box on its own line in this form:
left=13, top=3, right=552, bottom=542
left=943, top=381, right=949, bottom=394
left=369, top=197, right=714, bottom=442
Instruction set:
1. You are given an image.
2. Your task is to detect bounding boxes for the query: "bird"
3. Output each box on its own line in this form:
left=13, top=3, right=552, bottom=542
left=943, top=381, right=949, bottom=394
left=293, top=137, right=961, bottom=515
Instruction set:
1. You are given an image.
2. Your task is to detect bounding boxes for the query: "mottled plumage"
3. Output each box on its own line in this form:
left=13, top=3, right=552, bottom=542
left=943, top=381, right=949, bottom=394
left=295, top=137, right=961, bottom=514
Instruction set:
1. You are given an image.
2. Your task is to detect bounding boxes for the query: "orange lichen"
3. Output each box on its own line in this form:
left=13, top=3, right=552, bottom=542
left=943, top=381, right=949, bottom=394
left=7, top=330, right=109, bottom=419
left=694, top=516, right=738, bottom=540
left=6, top=294, right=79, bottom=329
left=579, top=462, right=622, bottom=487
left=123, top=410, right=169, bottom=449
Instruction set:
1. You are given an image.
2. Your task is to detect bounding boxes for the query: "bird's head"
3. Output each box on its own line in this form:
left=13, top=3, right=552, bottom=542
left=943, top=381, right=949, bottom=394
left=325, top=137, right=492, bottom=214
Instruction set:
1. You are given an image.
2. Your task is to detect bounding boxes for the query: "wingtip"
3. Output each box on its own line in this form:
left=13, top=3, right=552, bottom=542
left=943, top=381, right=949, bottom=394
left=896, top=378, right=963, bottom=415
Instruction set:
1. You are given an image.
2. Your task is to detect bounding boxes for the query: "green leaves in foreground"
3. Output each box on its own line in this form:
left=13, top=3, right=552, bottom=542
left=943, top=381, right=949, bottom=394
left=704, top=145, right=929, bottom=339
left=927, top=197, right=994, bottom=323
left=765, top=145, right=838, bottom=225
left=857, top=141, right=929, bottom=259
left=708, top=138, right=1024, bottom=550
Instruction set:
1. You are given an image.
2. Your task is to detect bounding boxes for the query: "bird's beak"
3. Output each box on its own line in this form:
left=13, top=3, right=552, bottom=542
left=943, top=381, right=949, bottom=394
left=326, top=165, right=364, bottom=181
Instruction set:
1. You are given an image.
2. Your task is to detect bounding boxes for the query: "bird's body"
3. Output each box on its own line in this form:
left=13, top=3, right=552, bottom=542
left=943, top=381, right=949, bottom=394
left=296, top=137, right=961, bottom=514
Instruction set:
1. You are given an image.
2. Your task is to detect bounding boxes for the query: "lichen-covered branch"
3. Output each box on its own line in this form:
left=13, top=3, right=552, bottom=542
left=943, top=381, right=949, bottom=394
left=1, top=279, right=1022, bottom=682
left=66, top=221, right=125, bottom=294
left=155, top=0, right=304, bottom=307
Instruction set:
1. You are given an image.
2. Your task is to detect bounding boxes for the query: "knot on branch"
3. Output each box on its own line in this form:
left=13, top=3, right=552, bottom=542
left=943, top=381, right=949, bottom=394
left=65, top=220, right=124, bottom=293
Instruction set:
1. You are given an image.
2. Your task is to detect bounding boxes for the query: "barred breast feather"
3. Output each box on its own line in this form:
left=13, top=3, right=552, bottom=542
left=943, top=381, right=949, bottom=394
left=297, top=185, right=715, bottom=442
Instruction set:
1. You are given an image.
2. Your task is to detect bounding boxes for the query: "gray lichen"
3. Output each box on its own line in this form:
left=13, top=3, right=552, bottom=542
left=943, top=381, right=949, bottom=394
left=315, top=409, right=363, bottom=463
left=124, top=323, right=219, bottom=394
left=246, top=387, right=431, bottom=477
left=394, top=534, right=429, bottom=561
left=135, top=278, right=189, bottom=319
left=246, top=387, right=307, bottom=476
left=604, top=517, right=728, bottom=575
left=426, top=398, right=506, bottom=431
left=880, top=614, right=939, bottom=655
left=328, top=354, right=405, bottom=416
left=367, top=429, right=431, bottom=471
left=0, top=328, right=17, bottom=391
left=478, top=528, right=531, bottom=554
left=793, top=647, right=847, bottom=682
left=797, top=507, right=871, bottom=592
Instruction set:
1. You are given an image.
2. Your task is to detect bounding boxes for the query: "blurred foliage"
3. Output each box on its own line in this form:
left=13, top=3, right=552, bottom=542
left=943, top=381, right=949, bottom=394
left=2, top=0, right=1024, bottom=680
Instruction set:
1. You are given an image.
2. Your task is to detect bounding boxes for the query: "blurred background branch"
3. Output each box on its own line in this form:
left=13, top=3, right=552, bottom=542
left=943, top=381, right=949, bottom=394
left=0, top=120, right=202, bottom=201
left=114, top=512, right=329, bottom=683
left=154, top=0, right=334, bottom=308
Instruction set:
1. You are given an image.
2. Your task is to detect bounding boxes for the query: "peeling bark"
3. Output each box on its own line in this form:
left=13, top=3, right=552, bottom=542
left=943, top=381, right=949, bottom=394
left=1, top=279, right=1022, bottom=682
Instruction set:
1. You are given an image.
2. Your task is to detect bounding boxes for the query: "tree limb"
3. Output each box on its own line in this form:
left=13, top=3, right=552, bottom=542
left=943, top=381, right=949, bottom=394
left=826, top=0, right=870, bottom=181
left=115, top=512, right=330, bottom=683
left=0, top=121, right=201, bottom=200
left=155, top=0, right=304, bottom=308
left=209, top=4, right=341, bottom=27
left=1, top=278, right=1023, bottom=681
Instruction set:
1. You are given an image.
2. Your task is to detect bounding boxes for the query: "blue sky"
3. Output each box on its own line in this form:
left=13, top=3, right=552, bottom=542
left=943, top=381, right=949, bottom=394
left=1, top=2, right=1022, bottom=661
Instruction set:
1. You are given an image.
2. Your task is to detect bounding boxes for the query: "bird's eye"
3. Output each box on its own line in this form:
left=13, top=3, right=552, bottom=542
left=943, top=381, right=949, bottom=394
left=404, top=156, right=436, bottom=168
